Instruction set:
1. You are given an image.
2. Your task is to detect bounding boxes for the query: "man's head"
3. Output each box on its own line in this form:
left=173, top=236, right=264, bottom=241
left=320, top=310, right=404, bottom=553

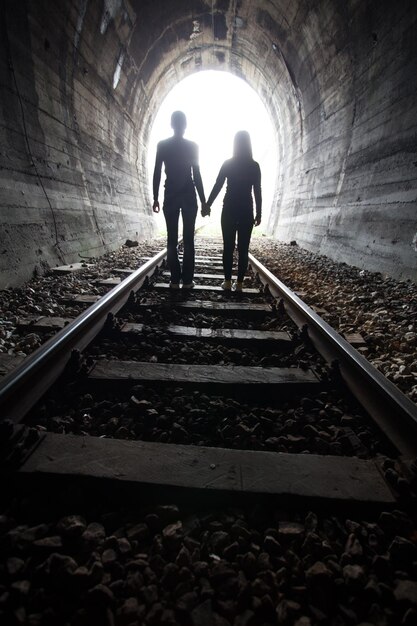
left=171, top=111, right=187, bottom=136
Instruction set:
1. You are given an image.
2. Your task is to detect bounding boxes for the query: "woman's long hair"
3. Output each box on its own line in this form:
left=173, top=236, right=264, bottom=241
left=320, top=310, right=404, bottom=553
left=233, top=130, right=253, bottom=160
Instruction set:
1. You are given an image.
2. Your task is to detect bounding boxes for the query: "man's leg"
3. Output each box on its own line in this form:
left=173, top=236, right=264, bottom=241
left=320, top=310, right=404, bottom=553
left=221, top=212, right=236, bottom=281
left=236, top=218, right=253, bottom=281
left=181, top=200, right=198, bottom=285
left=163, top=204, right=181, bottom=283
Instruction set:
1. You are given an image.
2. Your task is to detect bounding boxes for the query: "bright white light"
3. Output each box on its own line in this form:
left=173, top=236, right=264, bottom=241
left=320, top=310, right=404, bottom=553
left=148, top=70, right=277, bottom=232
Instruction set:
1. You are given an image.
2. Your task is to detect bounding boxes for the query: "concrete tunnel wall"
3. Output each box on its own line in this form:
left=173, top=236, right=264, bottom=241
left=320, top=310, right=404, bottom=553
left=0, top=0, right=416, bottom=288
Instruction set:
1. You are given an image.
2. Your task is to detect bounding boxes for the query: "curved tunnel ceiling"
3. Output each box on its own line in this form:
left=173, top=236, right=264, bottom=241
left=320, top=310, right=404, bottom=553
left=0, top=0, right=416, bottom=286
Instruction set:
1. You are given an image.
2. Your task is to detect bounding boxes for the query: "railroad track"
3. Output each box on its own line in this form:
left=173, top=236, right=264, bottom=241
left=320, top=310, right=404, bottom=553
left=1, top=234, right=417, bottom=509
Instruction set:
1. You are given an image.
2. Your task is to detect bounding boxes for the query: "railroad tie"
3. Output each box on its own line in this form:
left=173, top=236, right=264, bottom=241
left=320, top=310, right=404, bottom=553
left=136, top=300, right=272, bottom=315
left=121, top=323, right=292, bottom=347
left=19, top=434, right=396, bottom=505
left=0, top=354, right=25, bottom=377
left=88, top=360, right=319, bottom=391
left=152, top=283, right=261, bottom=294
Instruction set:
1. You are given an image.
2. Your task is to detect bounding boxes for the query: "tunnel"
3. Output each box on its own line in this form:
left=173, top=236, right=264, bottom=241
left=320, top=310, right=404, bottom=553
left=0, top=0, right=416, bottom=288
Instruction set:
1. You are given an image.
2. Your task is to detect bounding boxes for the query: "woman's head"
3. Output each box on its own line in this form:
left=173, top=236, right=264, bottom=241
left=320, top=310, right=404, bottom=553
left=233, top=130, right=253, bottom=159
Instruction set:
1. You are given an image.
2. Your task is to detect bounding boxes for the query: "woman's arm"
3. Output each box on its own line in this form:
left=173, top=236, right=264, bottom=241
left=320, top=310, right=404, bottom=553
left=253, top=162, right=262, bottom=225
left=206, top=163, right=227, bottom=208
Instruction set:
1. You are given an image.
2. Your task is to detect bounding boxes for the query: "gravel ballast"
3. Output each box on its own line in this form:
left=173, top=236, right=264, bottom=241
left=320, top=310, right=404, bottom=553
left=27, top=383, right=395, bottom=459
left=0, top=498, right=416, bottom=626
left=250, top=239, right=417, bottom=404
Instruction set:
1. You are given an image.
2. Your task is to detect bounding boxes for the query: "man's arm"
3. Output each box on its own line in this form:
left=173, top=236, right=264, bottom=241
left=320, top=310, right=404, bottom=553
left=191, top=144, right=206, bottom=204
left=253, top=163, right=262, bottom=226
left=152, top=143, right=163, bottom=212
left=192, top=165, right=206, bottom=204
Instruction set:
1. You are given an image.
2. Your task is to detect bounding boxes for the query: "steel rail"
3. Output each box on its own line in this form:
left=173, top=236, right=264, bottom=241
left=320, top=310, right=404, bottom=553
left=249, top=253, right=417, bottom=459
left=0, top=249, right=167, bottom=424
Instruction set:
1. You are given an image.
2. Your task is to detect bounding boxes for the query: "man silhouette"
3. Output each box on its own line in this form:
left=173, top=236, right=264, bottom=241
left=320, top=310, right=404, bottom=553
left=152, top=111, right=207, bottom=289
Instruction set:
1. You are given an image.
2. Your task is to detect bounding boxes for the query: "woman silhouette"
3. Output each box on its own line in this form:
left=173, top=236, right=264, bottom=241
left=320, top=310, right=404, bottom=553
left=204, top=131, right=262, bottom=291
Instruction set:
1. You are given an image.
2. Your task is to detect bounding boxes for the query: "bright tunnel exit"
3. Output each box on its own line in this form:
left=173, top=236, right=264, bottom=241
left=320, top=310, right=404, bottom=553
left=148, top=70, right=278, bottom=234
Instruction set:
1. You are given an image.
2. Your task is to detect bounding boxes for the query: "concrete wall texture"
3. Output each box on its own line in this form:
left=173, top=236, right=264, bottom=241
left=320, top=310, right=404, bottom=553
left=0, top=0, right=416, bottom=287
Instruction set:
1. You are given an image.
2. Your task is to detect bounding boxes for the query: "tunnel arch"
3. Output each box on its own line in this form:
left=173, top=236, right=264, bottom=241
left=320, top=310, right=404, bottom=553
left=145, top=69, right=280, bottom=227
left=0, top=0, right=416, bottom=287
left=131, top=5, right=308, bottom=235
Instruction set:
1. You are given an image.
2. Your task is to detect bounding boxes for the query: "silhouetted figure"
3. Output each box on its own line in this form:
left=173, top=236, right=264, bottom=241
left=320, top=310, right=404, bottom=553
left=152, top=111, right=207, bottom=289
left=204, top=131, right=261, bottom=291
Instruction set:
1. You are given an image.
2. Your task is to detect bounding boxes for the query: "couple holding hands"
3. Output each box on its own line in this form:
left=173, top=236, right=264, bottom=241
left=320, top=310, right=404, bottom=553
left=152, top=111, right=262, bottom=292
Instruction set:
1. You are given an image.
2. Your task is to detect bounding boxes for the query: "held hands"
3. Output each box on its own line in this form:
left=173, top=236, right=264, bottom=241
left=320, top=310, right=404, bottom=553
left=254, top=215, right=261, bottom=226
left=152, top=200, right=160, bottom=213
left=201, top=202, right=211, bottom=217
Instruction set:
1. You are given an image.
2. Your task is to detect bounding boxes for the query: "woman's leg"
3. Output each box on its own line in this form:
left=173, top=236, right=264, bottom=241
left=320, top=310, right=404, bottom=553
left=221, top=212, right=236, bottom=281
left=237, top=218, right=253, bottom=282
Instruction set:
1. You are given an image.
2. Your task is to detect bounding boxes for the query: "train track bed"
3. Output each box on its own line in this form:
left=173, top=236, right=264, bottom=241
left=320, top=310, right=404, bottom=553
left=86, top=334, right=310, bottom=367
left=87, top=291, right=304, bottom=366
left=2, top=235, right=415, bottom=401
left=127, top=295, right=286, bottom=330
left=5, top=234, right=411, bottom=475
left=21, top=237, right=396, bottom=460
left=1, top=234, right=417, bottom=625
